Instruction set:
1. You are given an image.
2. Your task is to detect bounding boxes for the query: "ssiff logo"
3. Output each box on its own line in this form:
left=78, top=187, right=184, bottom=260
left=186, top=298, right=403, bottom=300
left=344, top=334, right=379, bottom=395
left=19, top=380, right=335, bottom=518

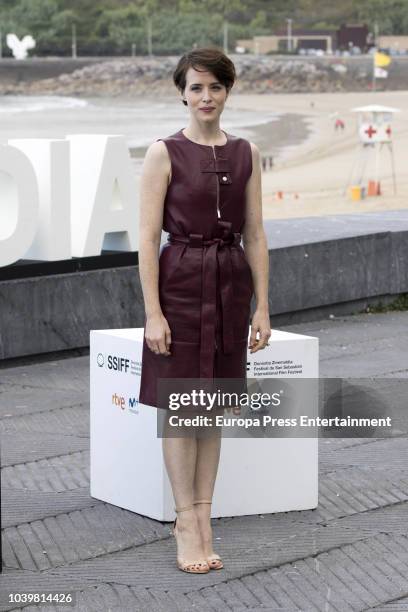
left=97, top=353, right=138, bottom=375
left=97, top=353, right=129, bottom=373
left=108, top=355, right=130, bottom=373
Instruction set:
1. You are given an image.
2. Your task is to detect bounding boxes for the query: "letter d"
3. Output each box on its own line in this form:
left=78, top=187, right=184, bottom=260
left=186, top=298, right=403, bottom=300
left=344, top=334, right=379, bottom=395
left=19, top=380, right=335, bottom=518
left=0, top=145, right=39, bottom=267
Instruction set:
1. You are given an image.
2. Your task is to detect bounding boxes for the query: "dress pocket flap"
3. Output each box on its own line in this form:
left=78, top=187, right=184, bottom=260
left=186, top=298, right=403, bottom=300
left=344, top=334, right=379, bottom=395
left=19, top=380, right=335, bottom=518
left=200, top=157, right=230, bottom=173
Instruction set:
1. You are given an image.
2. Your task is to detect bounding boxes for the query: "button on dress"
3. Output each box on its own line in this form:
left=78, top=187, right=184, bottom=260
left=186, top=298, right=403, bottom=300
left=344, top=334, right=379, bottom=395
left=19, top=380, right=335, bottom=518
left=139, top=128, right=254, bottom=408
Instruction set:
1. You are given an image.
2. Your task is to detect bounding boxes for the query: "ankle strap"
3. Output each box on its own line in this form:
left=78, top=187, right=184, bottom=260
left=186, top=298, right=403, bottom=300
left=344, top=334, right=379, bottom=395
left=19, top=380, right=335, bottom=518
left=193, top=499, right=212, bottom=504
left=174, top=504, right=194, bottom=512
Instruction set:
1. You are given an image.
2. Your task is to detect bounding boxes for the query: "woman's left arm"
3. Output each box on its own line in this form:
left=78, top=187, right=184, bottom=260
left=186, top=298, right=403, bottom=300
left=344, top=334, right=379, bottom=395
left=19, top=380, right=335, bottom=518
left=242, top=142, right=271, bottom=353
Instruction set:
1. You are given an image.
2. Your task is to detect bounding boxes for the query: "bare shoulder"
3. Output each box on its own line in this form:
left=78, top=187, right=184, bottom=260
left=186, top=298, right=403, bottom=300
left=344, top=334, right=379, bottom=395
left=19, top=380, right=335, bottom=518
left=144, top=139, right=170, bottom=163
left=142, top=140, right=171, bottom=184
left=248, top=141, right=260, bottom=159
left=247, top=141, right=260, bottom=177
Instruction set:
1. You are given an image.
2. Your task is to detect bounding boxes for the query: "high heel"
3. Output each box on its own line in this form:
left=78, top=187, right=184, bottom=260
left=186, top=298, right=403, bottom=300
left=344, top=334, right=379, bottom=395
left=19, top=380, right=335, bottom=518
left=193, top=499, right=224, bottom=570
left=173, top=504, right=210, bottom=574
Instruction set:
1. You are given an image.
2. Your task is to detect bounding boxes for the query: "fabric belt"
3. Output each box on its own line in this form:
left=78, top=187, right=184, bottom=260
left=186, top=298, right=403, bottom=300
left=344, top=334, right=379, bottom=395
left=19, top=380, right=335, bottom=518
left=167, top=223, right=242, bottom=379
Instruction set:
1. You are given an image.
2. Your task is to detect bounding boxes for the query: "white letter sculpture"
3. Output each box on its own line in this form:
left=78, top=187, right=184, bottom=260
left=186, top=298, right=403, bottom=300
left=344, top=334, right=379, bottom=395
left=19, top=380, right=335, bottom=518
left=0, top=145, right=40, bottom=267
left=8, top=139, right=72, bottom=261
left=6, top=33, right=36, bottom=60
left=0, top=135, right=140, bottom=266
left=67, top=135, right=139, bottom=257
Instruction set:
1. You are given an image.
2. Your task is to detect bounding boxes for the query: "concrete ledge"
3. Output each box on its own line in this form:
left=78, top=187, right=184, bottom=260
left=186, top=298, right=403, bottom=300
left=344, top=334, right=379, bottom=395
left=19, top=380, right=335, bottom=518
left=0, top=211, right=407, bottom=359
left=0, top=267, right=143, bottom=359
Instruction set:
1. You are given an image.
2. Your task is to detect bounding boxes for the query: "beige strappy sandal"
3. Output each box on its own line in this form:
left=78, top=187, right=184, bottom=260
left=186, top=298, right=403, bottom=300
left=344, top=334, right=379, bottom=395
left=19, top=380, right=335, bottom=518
left=193, top=499, right=224, bottom=570
left=173, top=504, right=210, bottom=574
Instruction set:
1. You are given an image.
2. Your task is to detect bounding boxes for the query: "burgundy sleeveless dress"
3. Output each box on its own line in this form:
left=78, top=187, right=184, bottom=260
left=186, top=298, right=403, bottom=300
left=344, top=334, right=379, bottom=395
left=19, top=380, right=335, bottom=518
left=138, top=128, right=254, bottom=408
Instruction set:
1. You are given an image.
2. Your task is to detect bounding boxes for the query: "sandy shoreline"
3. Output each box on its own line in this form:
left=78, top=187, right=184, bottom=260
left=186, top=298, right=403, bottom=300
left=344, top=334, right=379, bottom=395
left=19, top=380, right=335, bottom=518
left=226, top=91, right=408, bottom=220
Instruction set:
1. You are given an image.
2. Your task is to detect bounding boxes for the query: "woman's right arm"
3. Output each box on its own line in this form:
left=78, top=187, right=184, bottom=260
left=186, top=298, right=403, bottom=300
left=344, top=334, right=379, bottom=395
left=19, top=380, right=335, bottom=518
left=138, top=141, right=172, bottom=356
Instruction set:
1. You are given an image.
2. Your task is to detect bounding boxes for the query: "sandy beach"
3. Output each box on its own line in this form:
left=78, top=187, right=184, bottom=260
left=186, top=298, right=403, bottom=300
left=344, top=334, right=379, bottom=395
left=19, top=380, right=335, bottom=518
left=231, top=90, right=408, bottom=220
left=1, top=88, right=407, bottom=222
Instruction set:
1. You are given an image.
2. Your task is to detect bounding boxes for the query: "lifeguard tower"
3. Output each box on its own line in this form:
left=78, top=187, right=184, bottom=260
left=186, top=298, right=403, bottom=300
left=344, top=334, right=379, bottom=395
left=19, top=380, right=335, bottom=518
left=345, top=104, right=399, bottom=199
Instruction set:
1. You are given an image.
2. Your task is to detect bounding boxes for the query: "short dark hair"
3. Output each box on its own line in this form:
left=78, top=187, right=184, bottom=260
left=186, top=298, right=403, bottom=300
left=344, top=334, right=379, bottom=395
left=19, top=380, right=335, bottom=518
left=173, top=47, right=236, bottom=105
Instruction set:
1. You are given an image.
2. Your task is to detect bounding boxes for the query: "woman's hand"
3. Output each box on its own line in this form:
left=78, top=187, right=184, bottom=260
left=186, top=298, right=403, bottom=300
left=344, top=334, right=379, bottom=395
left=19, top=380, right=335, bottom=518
left=249, top=308, right=271, bottom=353
left=145, top=313, right=172, bottom=356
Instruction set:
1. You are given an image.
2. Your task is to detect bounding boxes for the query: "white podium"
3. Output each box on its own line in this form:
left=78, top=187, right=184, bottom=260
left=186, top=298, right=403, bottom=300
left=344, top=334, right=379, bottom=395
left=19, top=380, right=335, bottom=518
left=90, top=328, right=319, bottom=521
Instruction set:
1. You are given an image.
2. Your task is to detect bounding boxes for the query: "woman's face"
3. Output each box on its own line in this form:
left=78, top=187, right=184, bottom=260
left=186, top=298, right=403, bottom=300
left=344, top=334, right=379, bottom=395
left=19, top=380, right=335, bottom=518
left=182, top=66, right=228, bottom=123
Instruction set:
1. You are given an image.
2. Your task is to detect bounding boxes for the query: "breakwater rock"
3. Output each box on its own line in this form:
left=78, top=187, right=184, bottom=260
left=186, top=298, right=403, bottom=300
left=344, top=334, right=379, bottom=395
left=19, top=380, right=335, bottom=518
left=0, top=54, right=402, bottom=96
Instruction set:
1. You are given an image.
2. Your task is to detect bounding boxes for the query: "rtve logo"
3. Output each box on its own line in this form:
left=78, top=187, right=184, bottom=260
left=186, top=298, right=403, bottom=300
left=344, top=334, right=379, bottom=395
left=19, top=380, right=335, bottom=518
left=112, top=392, right=126, bottom=410
left=112, top=393, right=139, bottom=411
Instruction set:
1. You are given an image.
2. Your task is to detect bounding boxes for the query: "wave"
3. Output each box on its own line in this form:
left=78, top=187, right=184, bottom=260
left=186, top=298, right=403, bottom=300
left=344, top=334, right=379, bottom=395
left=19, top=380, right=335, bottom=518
left=0, top=95, right=88, bottom=114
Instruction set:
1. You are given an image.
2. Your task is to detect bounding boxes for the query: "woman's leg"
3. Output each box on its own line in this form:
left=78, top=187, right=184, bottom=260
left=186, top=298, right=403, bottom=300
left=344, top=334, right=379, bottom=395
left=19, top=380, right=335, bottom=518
left=193, top=408, right=224, bottom=558
left=162, top=417, right=206, bottom=564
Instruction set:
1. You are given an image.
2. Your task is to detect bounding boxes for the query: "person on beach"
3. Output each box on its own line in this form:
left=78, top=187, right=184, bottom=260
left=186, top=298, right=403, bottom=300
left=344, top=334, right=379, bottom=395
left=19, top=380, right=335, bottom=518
left=138, top=47, right=271, bottom=574
left=335, top=117, right=345, bottom=131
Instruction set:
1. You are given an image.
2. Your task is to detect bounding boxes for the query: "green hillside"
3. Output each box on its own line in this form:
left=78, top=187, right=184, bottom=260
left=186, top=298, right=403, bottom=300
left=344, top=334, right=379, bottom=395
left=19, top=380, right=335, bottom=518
left=0, top=0, right=406, bottom=56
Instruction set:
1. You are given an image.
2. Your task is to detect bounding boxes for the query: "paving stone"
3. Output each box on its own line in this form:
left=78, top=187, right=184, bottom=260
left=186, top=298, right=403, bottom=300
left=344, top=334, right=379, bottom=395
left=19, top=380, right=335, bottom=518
left=319, top=437, right=408, bottom=472
left=306, top=466, right=408, bottom=522
left=209, top=581, right=248, bottom=609
left=2, top=451, right=89, bottom=492
left=1, top=505, right=386, bottom=588
left=194, top=585, right=234, bottom=610
left=264, top=565, right=323, bottom=611
left=0, top=567, right=93, bottom=611
left=186, top=590, right=224, bottom=611
left=0, top=357, right=89, bottom=392
left=353, top=539, right=408, bottom=595
left=2, top=502, right=169, bottom=570
left=303, top=555, right=364, bottom=609
left=30, top=520, right=368, bottom=591
left=240, top=573, right=298, bottom=609
left=284, top=311, right=408, bottom=346
left=370, top=597, right=408, bottom=611
left=223, top=578, right=264, bottom=609
left=330, top=500, right=408, bottom=536
left=320, top=347, right=408, bottom=377
left=319, top=335, right=408, bottom=367
left=2, top=449, right=89, bottom=509
left=1, top=528, right=20, bottom=569
left=280, top=533, right=408, bottom=609
left=29, top=520, right=66, bottom=568
left=0, top=405, right=89, bottom=438
left=329, top=546, right=395, bottom=601
left=319, top=438, right=377, bottom=451
left=0, top=385, right=86, bottom=418
left=323, top=474, right=369, bottom=513
left=1, top=432, right=88, bottom=466
left=285, top=558, right=344, bottom=612
left=2, top=488, right=97, bottom=528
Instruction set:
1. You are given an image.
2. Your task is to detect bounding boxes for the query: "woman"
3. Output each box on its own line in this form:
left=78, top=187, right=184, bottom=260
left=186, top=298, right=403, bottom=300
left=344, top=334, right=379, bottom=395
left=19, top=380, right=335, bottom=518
left=138, top=47, right=271, bottom=574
